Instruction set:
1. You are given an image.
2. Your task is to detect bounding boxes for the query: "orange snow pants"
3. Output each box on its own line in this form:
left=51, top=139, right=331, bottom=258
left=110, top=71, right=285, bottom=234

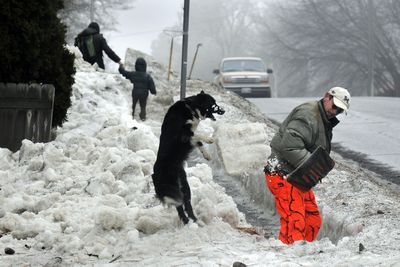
left=265, top=172, right=322, bottom=244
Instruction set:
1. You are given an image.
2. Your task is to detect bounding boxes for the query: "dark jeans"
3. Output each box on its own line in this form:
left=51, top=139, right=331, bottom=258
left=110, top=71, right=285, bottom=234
left=132, top=94, right=148, bottom=120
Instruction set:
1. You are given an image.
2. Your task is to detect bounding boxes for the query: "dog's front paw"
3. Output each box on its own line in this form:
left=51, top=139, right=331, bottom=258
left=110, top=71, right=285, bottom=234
left=202, top=136, right=214, bottom=144
left=202, top=150, right=211, bottom=161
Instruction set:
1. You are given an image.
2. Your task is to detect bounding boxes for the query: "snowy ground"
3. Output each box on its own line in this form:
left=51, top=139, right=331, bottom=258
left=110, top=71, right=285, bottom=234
left=0, top=47, right=400, bottom=266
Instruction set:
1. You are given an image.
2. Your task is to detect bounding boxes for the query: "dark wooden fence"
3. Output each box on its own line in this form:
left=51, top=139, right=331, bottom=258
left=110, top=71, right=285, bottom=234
left=0, top=83, right=54, bottom=152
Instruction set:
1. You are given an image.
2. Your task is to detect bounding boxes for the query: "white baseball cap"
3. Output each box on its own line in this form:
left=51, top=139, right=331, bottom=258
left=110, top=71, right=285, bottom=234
left=328, top=87, right=351, bottom=111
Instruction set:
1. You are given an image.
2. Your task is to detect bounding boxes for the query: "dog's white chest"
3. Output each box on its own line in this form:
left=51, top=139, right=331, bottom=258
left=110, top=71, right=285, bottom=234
left=186, top=108, right=201, bottom=132
left=190, top=117, right=200, bottom=132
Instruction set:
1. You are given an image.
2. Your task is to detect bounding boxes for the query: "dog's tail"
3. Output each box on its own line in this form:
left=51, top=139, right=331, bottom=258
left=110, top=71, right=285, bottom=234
left=152, top=174, right=183, bottom=206
left=155, top=184, right=183, bottom=206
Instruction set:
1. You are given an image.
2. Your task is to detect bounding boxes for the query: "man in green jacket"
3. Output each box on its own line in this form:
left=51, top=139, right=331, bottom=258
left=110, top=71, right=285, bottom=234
left=265, top=87, right=351, bottom=244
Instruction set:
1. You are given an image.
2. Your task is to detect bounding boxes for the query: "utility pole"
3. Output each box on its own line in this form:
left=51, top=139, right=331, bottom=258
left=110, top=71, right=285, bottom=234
left=188, top=43, right=202, bottom=80
left=180, top=0, right=190, bottom=100
left=367, top=0, right=375, bottom=96
left=163, top=30, right=182, bottom=81
left=167, top=37, right=174, bottom=81
left=90, top=0, right=94, bottom=22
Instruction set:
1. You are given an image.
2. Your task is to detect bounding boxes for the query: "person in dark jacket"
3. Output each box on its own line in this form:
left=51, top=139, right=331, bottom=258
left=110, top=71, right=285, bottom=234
left=119, top=58, right=156, bottom=121
left=264, top=87, right=351, bottom=245
left=74, top=22, right=122, bottom=69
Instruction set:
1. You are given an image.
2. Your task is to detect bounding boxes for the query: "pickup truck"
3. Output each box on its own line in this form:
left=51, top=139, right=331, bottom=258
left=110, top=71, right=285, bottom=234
left=213, top=57, right=273, bottom=98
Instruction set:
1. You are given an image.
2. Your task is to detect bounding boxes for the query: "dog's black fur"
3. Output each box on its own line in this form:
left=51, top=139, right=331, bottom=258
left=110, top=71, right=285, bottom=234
left=152, top=91, right=225, bottom=224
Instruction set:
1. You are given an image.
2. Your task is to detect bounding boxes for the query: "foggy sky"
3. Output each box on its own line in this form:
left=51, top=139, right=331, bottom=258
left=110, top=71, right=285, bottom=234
left=107, top=0, right=182, bottom=58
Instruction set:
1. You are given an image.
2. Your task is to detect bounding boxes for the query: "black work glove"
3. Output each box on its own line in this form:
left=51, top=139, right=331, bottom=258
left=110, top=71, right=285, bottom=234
left=286, top=146, right=335, bottom=191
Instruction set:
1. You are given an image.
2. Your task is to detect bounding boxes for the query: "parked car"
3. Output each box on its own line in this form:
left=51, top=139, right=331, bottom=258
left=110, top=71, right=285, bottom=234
left=213, top=57, right=273, bottom=98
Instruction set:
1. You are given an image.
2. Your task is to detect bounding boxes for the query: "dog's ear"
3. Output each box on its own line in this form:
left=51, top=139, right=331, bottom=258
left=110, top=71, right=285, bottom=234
left=200, top=90, right=205, bottom=94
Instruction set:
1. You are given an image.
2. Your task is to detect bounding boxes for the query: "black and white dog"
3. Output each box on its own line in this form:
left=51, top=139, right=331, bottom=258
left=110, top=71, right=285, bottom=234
left=152, top=91, right=225, bottom=224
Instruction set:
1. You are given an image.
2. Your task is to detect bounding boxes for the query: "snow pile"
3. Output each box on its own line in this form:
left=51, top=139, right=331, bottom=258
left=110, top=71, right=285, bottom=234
left=214, top=122, right=270, bottom=176
left=0, top=47, right=248, bottom=265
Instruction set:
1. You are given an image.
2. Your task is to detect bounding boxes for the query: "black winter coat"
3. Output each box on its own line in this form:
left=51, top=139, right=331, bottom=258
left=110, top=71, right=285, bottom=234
left=119, top=58, right=156, bottom=97
left=74, top=25, right=120, bottom=69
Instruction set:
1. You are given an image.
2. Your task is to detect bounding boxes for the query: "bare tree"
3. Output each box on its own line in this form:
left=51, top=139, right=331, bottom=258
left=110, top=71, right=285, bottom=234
left=59, top=0, right=133, bottom=44
left=191, top=0, right=259, bottom=57
left=256, top=0, right=400, bottom=97
left=151, top=0, right=261, bottom=82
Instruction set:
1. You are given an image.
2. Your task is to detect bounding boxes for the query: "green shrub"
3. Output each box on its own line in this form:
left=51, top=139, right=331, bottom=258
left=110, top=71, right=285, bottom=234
left=0, top=0, right=75, bottom=127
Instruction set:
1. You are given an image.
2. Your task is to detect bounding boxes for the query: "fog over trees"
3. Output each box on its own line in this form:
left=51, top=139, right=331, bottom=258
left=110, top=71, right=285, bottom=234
left=151, top=0, right=400, bottom=97
left=151, top=0, right=262, bottom=83
left=56, top=0, right=400, bottom=97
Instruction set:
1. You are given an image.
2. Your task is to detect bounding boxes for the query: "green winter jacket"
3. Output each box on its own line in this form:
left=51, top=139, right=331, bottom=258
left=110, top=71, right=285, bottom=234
left=269, top=99, right=339, bottom=172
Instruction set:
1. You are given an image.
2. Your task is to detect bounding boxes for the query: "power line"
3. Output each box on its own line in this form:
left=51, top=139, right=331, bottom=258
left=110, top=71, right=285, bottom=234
left=111, top=29, right=166, bottom=38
